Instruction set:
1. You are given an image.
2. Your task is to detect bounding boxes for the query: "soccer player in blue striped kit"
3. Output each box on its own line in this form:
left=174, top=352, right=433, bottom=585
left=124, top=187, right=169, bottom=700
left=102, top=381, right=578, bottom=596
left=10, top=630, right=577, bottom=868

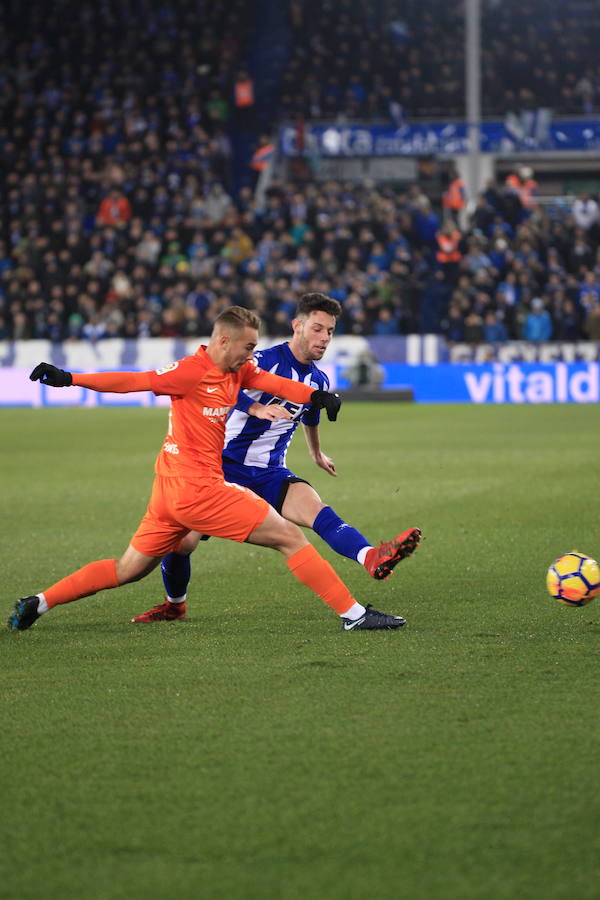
left=132, top=292, right=421, bottom=630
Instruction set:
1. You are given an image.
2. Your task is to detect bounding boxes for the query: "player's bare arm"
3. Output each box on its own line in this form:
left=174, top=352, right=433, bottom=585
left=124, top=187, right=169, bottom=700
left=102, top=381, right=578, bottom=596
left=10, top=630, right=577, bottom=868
left=303, top=424, right=337, bottom=476
left=248, top=402, right=293, bottom=422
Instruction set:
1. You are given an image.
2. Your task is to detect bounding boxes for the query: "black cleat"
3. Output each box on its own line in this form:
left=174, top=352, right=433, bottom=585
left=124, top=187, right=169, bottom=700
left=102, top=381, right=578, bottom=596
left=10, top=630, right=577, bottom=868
left=7, top=597, right=41, bottom=631
left=342, top=604, right=406, bottom=631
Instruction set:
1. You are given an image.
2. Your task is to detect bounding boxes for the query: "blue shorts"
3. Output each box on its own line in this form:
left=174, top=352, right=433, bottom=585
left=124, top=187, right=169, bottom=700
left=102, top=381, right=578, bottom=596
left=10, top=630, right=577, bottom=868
left=222, top=457, right=309, bottom=513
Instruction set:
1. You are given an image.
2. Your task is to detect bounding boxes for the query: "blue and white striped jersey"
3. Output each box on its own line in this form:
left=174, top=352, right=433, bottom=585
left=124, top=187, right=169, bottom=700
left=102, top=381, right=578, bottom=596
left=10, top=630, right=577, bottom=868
left=224, top=342, right=329, bottom=468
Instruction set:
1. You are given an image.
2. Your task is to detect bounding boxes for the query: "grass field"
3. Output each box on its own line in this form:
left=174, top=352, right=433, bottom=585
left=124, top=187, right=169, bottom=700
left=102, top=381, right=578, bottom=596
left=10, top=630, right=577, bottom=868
left=1, top=403, right=599, bottom=900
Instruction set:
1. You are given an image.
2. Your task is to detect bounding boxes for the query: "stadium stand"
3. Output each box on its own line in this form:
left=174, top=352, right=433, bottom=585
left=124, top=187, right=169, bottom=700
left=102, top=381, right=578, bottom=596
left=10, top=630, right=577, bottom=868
left=280, top=0, right=600, bottom=120
left=1, top=0, right=600, bottom=344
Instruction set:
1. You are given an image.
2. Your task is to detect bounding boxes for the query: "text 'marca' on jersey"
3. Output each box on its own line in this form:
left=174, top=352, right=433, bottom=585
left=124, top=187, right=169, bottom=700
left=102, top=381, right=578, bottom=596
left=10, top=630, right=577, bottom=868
left=224, top=343, right=330, bottom=469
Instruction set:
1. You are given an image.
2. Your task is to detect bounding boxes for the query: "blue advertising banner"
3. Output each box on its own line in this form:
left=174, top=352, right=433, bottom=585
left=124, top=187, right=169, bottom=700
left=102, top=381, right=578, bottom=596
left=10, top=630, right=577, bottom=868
left=2, top=361, right=598, bottom=405
left=280, top=120, right=600, bottom=157
left=375, top=362, right=600, bottom=403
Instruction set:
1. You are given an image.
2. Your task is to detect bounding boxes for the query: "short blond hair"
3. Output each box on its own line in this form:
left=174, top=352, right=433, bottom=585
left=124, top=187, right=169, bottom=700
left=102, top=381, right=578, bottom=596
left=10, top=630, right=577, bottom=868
left=214, top=306, right=260, bottom=333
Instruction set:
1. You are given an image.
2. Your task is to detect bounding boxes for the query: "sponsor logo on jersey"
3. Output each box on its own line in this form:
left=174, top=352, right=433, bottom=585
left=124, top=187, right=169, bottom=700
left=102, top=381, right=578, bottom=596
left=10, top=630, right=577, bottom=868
left=267, top=396, right=305, bottom=419
left=155, top=362, right=179, bottom=375
left=203, top=405, right=231, bottom=423
left=163, top=441, right=180, bottom=454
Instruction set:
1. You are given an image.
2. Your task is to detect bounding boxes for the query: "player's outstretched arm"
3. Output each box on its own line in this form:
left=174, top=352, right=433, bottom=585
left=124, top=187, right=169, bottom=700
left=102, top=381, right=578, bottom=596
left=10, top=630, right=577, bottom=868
left=31, top=356, right=220, bottom=396
left=30, top=363, right=153, bottom=393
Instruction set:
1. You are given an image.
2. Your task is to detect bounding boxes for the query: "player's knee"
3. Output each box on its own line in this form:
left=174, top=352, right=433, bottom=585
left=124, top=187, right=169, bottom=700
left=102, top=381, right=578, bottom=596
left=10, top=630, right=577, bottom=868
left=278, top=519, right=307, bottom=554
left=309, top=502, right=327, bottom=527
left=248, top=508, right=306, bottom=553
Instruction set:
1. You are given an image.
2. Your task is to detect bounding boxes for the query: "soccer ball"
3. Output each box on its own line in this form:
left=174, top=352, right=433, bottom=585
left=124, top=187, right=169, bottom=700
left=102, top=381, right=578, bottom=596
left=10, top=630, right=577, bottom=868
left=546, top=551, right=600, bottom=607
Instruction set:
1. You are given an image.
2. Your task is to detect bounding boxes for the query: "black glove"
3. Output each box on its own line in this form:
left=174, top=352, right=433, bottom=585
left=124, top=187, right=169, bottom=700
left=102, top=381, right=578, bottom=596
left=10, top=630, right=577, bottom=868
left=310, top=389, right=342, bottom=422
left=29, top=362, right=72, bottom=387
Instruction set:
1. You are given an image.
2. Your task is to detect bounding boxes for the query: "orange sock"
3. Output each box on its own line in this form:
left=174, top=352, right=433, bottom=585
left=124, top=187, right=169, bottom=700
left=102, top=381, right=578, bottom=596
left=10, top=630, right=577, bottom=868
left=286, top=544, right=354, bottom=615
left=42, top=559, right=119, bottom=609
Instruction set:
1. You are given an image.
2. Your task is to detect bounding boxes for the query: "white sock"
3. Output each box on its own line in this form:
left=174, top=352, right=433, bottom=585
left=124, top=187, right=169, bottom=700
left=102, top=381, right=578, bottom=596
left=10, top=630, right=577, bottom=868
left=356, top=546, right=373, bottom=566
left=340, top=601, right=366, bottom=621
left=36, top=594, right=49, bottom=615
left=167, top=595, right=186, bottom=604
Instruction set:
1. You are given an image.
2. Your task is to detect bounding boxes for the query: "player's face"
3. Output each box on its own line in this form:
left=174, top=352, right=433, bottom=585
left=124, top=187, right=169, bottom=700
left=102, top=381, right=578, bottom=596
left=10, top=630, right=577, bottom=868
left=223, top=326, right=258, bottom=372
left=292, top=311, right=336, bottom=362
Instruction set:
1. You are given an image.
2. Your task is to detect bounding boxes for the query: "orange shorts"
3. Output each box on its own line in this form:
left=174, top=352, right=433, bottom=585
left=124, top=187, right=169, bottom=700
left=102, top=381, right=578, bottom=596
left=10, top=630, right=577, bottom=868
left=131, top=474, right=270, bottom=557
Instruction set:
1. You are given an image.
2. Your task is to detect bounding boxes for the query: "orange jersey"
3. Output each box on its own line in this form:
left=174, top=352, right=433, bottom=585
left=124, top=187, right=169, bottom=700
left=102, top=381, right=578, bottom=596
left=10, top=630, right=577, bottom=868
left=72, top=346, right=315, bottom=479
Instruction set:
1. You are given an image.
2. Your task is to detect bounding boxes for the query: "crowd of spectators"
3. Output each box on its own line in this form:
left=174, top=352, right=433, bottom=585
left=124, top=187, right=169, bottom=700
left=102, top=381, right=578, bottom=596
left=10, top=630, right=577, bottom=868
left=3, top=159, right=600, bottom=344
left=281, top=0, right=600, bottom=121
left=0, top=0, right=247, bottom=341
left=2, top=0, right=600, bottom=346
left=432, top=182, right=600, bottom=345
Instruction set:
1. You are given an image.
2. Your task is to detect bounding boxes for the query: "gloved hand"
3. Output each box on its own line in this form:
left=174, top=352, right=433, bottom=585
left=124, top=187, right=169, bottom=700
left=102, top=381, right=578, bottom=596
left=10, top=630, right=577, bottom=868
left=310, top=389, right=342, bottom=422
left=30, top=362, right=73, bottom=387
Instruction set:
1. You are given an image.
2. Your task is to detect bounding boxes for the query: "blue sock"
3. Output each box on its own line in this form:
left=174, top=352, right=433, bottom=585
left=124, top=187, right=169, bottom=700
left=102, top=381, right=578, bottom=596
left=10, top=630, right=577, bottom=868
left=312, top=506, right=370, bottom=563
left=161, top=552, right=191, bottom=599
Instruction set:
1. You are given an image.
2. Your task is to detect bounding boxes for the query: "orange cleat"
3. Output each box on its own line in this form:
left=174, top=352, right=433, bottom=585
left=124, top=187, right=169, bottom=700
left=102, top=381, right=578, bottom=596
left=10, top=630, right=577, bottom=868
left=131, top=600, right=186, bottom=623
left=364, top=528, right=422, bottom=580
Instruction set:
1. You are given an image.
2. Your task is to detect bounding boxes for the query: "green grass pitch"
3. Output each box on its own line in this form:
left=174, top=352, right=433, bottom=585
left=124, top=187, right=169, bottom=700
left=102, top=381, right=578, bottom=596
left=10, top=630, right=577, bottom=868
left=1, top=403, right=599, bottom=900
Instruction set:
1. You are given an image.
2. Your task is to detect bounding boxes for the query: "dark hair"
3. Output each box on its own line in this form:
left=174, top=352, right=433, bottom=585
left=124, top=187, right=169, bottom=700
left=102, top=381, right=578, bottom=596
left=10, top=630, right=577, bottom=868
left=214, top=305, right=260, bottom=332
left=296, top=292, right=341, bottom=320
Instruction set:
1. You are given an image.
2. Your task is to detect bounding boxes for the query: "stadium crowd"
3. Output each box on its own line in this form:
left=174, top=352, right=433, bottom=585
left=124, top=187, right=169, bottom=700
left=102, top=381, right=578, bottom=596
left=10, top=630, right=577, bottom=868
left=282, top=0, right=600, bottom=120
left=3, top=164, right=600, bottom=344
left=2, top=0, right=600, bottom=346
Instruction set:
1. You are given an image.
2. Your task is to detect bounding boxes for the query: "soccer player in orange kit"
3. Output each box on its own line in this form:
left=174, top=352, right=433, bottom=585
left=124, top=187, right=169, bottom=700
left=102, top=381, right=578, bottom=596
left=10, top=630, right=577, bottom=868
left=8, top=306, right=407, bottom=632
